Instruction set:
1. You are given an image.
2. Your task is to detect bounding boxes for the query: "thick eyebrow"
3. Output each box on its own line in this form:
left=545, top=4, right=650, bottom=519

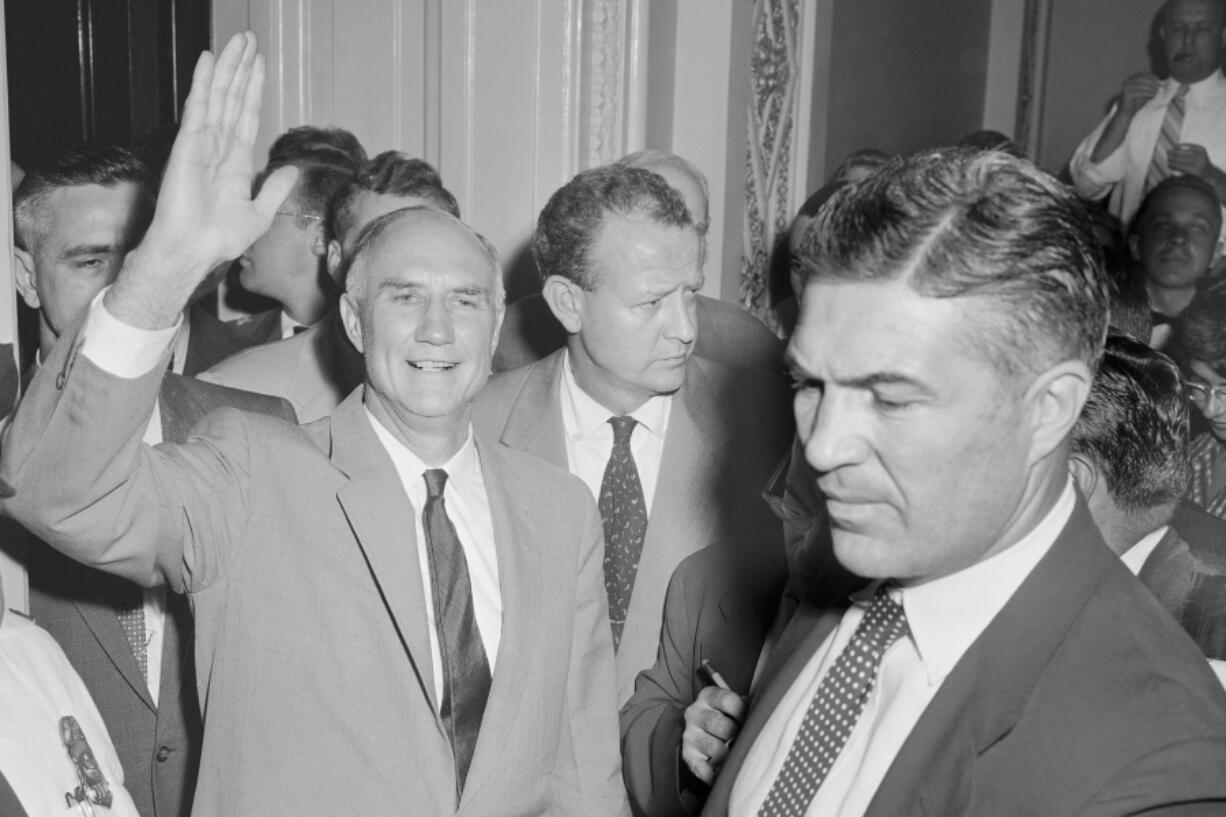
left=784, top=350, right=934, bottom=394
left=377, top=280, right=492, bottom=298
left=60, top=244, right=120, bottom=259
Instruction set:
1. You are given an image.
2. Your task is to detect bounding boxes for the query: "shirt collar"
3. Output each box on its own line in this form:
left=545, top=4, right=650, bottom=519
left=856, top=476, right=1077, bottom=686
left=280, top=310, right=308, bottom=339
left=1120, top=525, right=1169, bottom=575
left=559, top=349, right=670, bottom=440
left=363, top=407, right=481, bottom=493
left=1166, top=69, right=1226, bottom=100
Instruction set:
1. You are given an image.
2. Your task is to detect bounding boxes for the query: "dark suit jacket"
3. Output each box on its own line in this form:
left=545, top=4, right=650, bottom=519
left=1, top=332, right=628, bottom=817
left=1141, top=508, right=1226, bottom=661
left=24, top=373, right=295, bottom=817
left=702, top=501, right=1226, bottom=816
left=473, top=350, right=793, bottom=704
left=493, top=293, right=784, bottom=374
left=181, top=303, right=280, bottom=376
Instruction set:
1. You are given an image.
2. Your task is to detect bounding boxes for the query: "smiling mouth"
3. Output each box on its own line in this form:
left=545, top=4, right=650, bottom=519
left=409, top=360, right=457, bottom=372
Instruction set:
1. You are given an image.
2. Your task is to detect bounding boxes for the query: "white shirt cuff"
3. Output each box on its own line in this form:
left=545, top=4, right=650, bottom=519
left=79, top=287, right=181, bottom=378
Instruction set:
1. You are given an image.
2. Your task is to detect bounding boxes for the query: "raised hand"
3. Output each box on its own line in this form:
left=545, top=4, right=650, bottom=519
left=107, top=32, right=298, bottom=330
left=1119, top=73, right=1160, bottom=117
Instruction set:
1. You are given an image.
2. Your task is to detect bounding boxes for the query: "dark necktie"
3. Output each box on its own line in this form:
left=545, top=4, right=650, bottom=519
left=598, top=415, right=648, bottom=650
left=1146, top=84, right=1190, bottom=192
left=422, top=468, right=491, bottom=798
left=116, top=588, right=148, bottom=683
left=757, top=586, right=909, bottom=817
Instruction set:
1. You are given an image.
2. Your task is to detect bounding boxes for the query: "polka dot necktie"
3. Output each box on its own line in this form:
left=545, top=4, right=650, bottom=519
left=598, top=415, right=648, bottom=650
left=116, top=589, right=148, bottom=683
left=757, top=586, right=909, bottom=817
left=1146, top=83, right=1190, bottom=192
left=422, top=468, right=491, bottom=799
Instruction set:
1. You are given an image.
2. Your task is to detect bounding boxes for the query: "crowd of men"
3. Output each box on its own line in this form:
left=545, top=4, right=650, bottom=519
left=6, top=0, right=1226, bottom=815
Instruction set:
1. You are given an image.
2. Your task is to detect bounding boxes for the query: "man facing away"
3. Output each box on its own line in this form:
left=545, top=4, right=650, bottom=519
left=474, top=164, right=793, bottom=706
left=701, top=148, right=1226, bottom=816
left=0, top=33, right=627, bottom=817
left=1070, top=0, right=1226, bottom=237
left=1070, top=333, right=1226, bottom=670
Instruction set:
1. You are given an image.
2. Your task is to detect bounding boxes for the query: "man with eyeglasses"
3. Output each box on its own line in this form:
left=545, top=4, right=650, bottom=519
left=1174, top=280, right=1226, bottom=518
left=236, top=154, right=356, bottom=337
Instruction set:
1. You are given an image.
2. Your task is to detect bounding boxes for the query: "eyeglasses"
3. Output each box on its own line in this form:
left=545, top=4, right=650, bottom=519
left=276, top=210, right=324, bottom=230
left=1185, top=381, right=1226, bottom=404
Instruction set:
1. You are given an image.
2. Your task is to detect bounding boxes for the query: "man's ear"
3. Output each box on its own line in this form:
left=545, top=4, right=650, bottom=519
left=1068, top=452, right=1100, bottom=499
left=13, top=247, right=39, bottom=309
left=310, top=224, right=327, bottom=258
left=339, top=292, right=364, bottom=353
left=1025, top=359, right=1094, bottom=466
left=326, top=239, right=342, bottom=279
left=541, top=275, right=585, bottom=334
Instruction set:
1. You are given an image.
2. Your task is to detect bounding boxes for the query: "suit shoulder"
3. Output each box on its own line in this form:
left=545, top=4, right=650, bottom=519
left=472, top=357, right=552, bottom=423
left=478, top=435, right=589, bottom=500
left=170, top=375, right=297, bottom=423
left=199, top=332, right=306, bottom=388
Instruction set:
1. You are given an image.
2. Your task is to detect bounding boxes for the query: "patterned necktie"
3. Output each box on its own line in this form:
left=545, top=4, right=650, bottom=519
left=598, top=415, right=648, bottom=650
left=116, top=589, right=148, bottom=682
left=1146, top=84, right=1190, bottom=192
left=422, top=468, right=492, bottom=799
left=757, top=586, right=909, bottom=817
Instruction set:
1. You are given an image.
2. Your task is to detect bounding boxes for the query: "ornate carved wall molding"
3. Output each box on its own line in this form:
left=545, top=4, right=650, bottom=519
left=740, top=0, right=800, bottom=324
left=581, top=0, right=628, bottom=168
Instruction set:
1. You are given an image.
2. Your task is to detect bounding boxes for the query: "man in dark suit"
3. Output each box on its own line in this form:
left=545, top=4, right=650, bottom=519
left=492, top=150, right=784, bottom=374
left=0, top=34, right=627, bottom=817
left=473, top=164, right=793, bottom=705
left=1070, top=333, right=1226, bottom=664
left=702, top=149, right=1226, bottom=816
left=8, top=134, right=295, bottom=817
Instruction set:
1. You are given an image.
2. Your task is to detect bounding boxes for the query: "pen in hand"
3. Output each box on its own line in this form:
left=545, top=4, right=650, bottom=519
left=701, top=658, right=731, bottom=690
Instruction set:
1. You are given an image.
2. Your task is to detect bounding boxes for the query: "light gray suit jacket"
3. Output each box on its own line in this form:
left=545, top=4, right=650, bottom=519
left=1, top=331, right=628, bottom=817
left=472, top=350, right=793, bottom=704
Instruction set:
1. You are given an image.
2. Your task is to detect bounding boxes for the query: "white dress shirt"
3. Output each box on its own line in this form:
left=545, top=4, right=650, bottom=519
left=0, top=613, right=141, bottom=817
left=1120, top=525, right=1226, bottom=688
left=729, top=479, right=1076, bottom=817
left=279, top=311, right=307, bottom=340
left=366, top=414, right=502, bottom=705
left=558, top=350, right=671, bottom=514
left=1069, top=70, right=1226, bottom=234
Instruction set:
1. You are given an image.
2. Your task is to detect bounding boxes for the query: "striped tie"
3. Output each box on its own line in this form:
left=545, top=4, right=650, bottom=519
left=1146, top=84, right=1190, bottom=192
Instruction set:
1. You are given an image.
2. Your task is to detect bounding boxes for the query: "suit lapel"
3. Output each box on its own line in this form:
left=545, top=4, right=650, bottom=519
left=458, top=440, right=545, bottom=808
left=498, top=352, right=567, bottom=467
left=330, top=391, right=440, bottom=712
left=74, top=594, right=156, bottom=711
left=865, top=501, right=1112, bottom=816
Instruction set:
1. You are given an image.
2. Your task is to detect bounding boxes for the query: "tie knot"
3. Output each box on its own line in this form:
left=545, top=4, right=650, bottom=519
left=424, top=468, right=449, bottom=498
left=859, top=585, right=909, bottom=653
left=608, top=415, right=638, bottom=446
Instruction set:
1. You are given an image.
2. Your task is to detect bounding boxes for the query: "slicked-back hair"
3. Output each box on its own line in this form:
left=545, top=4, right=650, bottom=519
left=329, top=152, right=459, bottom=247
left=268, top=125, right=367, bottom=172
left=343, top=206, right=504, bottom=307
left=533, top=164, right=696, bottom=290
left=14, top=144, right=155, bottom=253
left=795, top=148, right=1109, bottom=378
left=1175, top=278, right=1226, bottom=374
left=1071, top=333, right=1189, bottom=515
left=255, top=158, right=356, bottom=241
left=1103, top=245, right=1152, bottom=343
left=1130, top=174, right=1223, bottom=238
left=617, top=150, right=710, bottom=233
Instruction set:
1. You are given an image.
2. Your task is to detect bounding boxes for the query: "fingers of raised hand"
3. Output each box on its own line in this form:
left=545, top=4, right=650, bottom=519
left=680, top=745, right=717, bottom=785
left=207, top=33, right=255, bottom=134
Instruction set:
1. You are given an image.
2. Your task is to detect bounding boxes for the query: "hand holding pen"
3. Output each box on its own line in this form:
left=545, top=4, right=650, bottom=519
left=681, top=659, right=747, bottom=785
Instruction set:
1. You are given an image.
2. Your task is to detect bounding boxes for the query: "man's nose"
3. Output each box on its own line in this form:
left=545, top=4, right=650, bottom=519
left=800, top=391, right=868, bottom=474
left=416, top=299, right=455, bottom=345
left=664, top=294, right=697, bottom=344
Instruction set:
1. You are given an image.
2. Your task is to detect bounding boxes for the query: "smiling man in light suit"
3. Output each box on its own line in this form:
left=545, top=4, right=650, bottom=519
left=473, top=165, right=793, bottom=706
left=0, top=33, right=627, bottom=817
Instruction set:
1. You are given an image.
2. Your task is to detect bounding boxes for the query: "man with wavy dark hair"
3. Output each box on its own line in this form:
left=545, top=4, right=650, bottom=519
left=475, top=164, right=792, bottom=707
left=702, top=148, right=1226, bottom=816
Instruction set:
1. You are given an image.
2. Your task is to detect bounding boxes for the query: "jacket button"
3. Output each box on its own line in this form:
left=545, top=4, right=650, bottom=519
left=156, top=746, right=171, bottom=762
